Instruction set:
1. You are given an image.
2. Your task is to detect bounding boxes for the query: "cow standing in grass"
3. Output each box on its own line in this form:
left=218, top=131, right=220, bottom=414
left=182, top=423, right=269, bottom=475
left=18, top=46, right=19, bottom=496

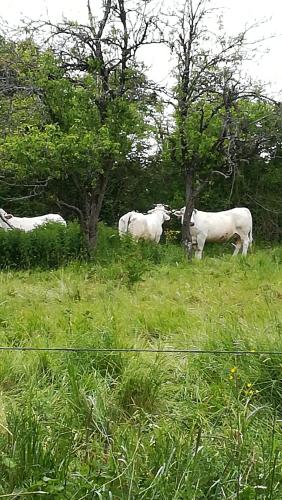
left=0, top=208, right=66, bottom=231
left=118, top=204, right=170, bottom=243
left=173, top=207, right=253, bottom=259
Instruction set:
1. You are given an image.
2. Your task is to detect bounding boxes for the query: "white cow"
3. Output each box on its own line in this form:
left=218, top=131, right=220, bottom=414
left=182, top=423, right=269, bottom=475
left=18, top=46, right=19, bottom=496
left=0, top=208, right=66, bottom=232
left=174, top=207, right=253, bottom=259
left=118, top=205, right=170, bottom=243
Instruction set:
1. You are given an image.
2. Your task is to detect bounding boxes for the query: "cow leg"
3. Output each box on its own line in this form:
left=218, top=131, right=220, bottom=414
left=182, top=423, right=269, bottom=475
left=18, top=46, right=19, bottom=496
left=235, top=231, right=250, bottom=256
left=233, top=238, right=242, bottom=256
left=242, top=237, right=250, bottom=256
left=195, top=234, right=206, bottom=260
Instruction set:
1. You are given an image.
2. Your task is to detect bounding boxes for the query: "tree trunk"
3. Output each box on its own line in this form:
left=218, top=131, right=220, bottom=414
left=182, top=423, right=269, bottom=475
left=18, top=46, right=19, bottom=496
left=82, top=208, right=100, bottom=252
left=178, top=100, right=195, bottom=260
left=182, top=168, right=194, bottom=261
left=82, top=167, right=111, bottom=252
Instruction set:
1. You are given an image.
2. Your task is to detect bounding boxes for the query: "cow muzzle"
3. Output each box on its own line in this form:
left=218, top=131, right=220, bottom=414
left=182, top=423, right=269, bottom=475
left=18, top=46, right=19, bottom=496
left=172, top=210, right=182, bottom=218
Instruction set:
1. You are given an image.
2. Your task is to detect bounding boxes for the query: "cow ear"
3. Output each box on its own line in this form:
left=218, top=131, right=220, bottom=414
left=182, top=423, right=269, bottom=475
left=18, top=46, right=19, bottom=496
left=193, top=209, right=197, bottom=214
left=6, top=214, right=13, bottom=219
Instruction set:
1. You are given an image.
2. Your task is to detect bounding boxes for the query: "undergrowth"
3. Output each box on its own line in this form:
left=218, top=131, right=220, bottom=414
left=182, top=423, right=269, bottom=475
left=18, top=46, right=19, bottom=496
left=0, top=222, right=87, bottom=269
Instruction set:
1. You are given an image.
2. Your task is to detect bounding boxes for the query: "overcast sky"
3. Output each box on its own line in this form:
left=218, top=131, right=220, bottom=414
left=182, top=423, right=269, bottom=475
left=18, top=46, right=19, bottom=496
left=1, top=0, right=281, bottom=97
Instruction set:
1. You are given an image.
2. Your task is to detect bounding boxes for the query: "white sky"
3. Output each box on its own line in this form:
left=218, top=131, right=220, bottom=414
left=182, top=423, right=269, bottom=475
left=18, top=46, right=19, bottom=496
left=0, top=0, right=282, bottom=98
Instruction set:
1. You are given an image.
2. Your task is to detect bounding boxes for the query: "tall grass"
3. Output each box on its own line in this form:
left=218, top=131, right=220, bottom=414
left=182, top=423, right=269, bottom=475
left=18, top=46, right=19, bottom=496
left=0, top=241, right=281, bottom=497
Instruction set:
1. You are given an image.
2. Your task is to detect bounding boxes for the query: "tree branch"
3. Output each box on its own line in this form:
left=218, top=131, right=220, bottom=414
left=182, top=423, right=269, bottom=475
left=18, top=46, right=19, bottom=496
left=56, top=200, right=84, bottom=222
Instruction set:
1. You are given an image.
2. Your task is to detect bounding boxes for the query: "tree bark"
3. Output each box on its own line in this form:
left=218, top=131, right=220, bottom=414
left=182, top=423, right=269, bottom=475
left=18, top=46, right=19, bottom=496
left=81, top=166, right=111, bottom=251
left=178, top=109, right=195, bottom=260
left=182, top=168, right=194, bottom=260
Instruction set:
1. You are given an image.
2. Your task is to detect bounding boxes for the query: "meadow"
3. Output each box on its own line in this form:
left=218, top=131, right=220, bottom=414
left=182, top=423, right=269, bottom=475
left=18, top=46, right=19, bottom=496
left=0, top=226, right=281, bottom=498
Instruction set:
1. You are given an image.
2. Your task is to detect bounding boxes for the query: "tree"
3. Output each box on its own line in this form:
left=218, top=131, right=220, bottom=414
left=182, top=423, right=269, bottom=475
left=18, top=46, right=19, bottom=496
left=0, top=1, right=162, bottom=250
left=38, top=0, right=163, bottom=249
left=0, top=38, right=55, bottom=213
left=168, top=0, right=280, bottom=258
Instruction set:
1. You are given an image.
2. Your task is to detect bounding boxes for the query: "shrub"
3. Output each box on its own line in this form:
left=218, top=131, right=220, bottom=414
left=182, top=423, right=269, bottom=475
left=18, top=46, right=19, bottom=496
left=95, top=223, right=163, bottom=265
left=0, top=222, right=87, bottom=270
left=0, top=221, right=171, bottom=272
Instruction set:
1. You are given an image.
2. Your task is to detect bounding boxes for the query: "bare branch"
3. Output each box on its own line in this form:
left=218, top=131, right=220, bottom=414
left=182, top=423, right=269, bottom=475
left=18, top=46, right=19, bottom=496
left=57, top=200, right=84, bottom=222
left=0, top=176, right=50, bottom=188
left=0, top=192, right=44, bottom=201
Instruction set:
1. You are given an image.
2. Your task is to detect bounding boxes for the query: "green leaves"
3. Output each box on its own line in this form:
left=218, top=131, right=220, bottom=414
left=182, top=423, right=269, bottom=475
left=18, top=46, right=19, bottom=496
left=0, top=39, right=151, bottom=195
left=0, top=124, right=61, bottom=179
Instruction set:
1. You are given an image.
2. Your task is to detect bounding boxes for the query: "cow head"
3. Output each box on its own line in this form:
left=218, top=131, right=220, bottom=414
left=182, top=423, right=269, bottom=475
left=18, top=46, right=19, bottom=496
left=0, top=209, right=14, bottom=230
left=147, top=204, right=171, bottom=216
left=172, top=207, right=184, bottom=219
left=163, top=212, right=170, bottom=221
left=190, top=209, right=198, bottom=227
left=172, top=207, right=197, bottom=226
left=0, top=208, right=13, bottom=220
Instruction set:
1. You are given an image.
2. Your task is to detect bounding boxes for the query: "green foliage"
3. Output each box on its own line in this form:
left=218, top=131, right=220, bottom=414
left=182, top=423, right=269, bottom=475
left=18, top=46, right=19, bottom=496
left=0, top=35, right=281, bottom=243
left=0, top=222, right=87, bottom=269
left=0, top=37, right=152, bottom=192
left=0, top=220, right=176, bottom=276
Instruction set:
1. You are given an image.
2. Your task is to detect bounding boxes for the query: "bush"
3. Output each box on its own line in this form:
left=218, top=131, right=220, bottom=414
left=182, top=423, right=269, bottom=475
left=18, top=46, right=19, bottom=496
left=0, top=220, right=182, bottom=272
left=95, top=223, right=163, bottom=264
left=0, top=222, right=87, bottom=270
left=92, top=223, right=167, bottom=287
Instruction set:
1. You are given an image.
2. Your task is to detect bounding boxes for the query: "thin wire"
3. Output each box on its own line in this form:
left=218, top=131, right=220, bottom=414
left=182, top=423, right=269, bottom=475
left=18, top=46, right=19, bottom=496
left=0, top=346, right=281, bottom=355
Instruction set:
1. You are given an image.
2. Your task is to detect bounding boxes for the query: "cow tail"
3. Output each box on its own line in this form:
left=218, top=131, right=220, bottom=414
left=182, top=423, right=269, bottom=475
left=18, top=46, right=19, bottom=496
left=248, top=224, right=253, bottom=248
left=118, top=212, right=132, bottom=236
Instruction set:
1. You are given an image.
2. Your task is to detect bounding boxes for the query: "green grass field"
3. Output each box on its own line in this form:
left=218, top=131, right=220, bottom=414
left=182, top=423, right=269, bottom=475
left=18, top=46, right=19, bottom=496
left=0, top=241, right=281, bottom=498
